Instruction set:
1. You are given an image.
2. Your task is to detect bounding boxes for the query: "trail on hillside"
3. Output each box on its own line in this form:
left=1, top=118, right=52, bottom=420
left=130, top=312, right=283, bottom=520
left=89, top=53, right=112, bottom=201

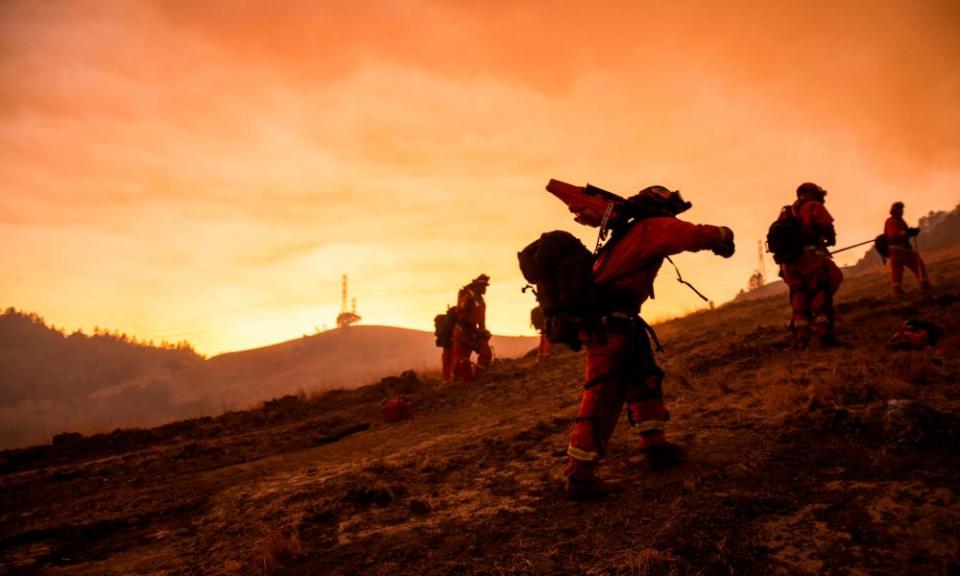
left=1, top=255, right=958, bottom=576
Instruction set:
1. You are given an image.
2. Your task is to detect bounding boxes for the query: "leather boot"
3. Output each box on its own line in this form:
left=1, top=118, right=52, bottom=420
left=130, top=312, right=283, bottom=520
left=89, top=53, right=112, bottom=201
left=643, top=442, right=686, bottom=472
left=563, top=476, right=608, bottom=501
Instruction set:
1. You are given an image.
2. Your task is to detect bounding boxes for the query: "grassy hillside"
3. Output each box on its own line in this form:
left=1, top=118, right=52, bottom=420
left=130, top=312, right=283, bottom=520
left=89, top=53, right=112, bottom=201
left=0, top=310, right=205, bottom=448
left=0, top=249, right=957, bottom=575
left=0, top=316, right=537, bottom=449
left=0, top=309, right=203, bottom=406
left=151, top=325, right=537, bottom=408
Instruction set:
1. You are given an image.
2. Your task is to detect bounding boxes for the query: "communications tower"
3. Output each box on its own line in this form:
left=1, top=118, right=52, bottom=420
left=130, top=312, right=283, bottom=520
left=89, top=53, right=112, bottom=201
left=336, top=274, right=361, bottom=328
left=747, top=240, right=767, bottom=292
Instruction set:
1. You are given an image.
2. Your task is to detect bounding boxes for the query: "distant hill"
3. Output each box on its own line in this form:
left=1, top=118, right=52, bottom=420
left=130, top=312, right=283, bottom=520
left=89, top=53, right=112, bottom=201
left=0, top=311, right=538, bottom=448
left=732, top=278, right=789, bottom=303
left=151, top=325, right=538, bottom=409
left=0, top=309, right=203, bottom=407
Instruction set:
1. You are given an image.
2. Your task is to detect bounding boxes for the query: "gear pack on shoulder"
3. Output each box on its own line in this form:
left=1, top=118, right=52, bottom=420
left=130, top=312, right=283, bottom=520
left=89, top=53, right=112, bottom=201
left=766, top=205, right=806, bottom=265
left=518, top=230, right=599, bottom=351
left=433, top=306, right=457, bottom=348
left=873, top=233, right=889, bottom=260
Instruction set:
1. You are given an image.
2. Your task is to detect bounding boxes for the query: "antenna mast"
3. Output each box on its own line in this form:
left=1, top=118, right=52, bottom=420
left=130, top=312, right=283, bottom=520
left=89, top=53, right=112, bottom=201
left=336, top=274, right=362, bottom=328
left=758, top=240, right=767, bottom=283
left=747, top=240, right=767, bottom=292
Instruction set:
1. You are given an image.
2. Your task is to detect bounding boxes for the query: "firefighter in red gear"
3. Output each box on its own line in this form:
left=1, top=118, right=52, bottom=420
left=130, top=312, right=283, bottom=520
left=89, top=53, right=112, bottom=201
left=779, top=182, right=844, bottom=347
left=885, top=201, right=931, bottom=296
left=563, top=185, right=735, bottom=500
left=451, top=274, right=493, bottom=382
left=531, top=305, right=553, bottom=361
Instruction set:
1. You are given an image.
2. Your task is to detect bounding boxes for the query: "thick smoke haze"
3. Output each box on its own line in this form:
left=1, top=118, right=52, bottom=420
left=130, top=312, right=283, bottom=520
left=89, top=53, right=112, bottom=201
left=1, top=0, right=958, bottom=353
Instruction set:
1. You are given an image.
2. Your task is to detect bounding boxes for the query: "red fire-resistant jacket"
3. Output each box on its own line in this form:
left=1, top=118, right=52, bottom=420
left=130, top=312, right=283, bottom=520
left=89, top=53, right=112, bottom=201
left=593, top=217, right=726, bottom=308
left=884, top=216, right=913, bottom=250
left=456, top=287, right=486, bottom=331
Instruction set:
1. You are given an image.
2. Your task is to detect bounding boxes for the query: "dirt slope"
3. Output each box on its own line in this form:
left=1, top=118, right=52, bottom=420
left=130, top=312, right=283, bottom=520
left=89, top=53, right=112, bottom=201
left=1, top=251, right=958, bottom=576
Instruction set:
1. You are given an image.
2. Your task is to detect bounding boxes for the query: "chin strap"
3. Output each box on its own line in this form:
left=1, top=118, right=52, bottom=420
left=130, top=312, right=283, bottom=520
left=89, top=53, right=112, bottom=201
left=665, top=256, right=709, bottom=302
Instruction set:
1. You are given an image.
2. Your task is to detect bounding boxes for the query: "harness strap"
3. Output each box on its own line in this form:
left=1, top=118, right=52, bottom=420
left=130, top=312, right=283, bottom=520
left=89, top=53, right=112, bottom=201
left=603, top=312, right=663, bottom=352
left=665, top=256, right=709, bottom=302
left=637, top=316, right=663, bottom=353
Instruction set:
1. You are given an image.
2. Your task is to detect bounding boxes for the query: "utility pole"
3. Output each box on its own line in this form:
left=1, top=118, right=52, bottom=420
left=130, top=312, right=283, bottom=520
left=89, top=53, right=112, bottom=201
left=758, top=240, right=767, bottom=284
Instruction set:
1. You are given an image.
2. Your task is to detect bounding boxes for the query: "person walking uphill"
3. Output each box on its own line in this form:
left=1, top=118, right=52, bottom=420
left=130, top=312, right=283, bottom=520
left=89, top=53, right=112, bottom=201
left=524, top=180, right=735, bottom=501
left=451, top=274, right=493, bottom=382
left=777, top=182, right=844, bottom=347
left=885, top=202, right=932, bottom=297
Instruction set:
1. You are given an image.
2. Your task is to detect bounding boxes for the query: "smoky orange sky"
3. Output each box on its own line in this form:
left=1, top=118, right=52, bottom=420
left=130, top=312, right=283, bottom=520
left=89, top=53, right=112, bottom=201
left=2, top=1, right=958, bottom=355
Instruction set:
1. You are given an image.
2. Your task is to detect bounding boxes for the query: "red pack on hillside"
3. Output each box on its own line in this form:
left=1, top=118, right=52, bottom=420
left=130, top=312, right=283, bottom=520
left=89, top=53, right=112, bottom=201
left=381, top=396, right=412, bottom=423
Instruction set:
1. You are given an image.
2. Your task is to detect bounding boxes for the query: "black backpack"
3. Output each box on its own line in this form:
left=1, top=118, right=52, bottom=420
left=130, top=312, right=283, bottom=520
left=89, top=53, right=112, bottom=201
left=518, top=231, right=599, bottom=351
left=874, top=234, right=889, bottom=260
left=433, top=307, right=457, bottom=348
left=766, top=205, right=806, bottom=265
left=530, top=305, right=546, bottom=332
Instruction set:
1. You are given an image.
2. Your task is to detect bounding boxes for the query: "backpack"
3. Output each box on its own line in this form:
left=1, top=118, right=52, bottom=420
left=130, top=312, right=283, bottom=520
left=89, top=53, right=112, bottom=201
left=433, top=307, right=457, bottom=348
left=766, top=205, right=806, bottom=265
left=874, top=234, right=889, bottom=260
left=888, top=319, right=941, bottom=349
left=518, top=231, right=598, bottom=351
left=530, top=305, right=546, bottom=332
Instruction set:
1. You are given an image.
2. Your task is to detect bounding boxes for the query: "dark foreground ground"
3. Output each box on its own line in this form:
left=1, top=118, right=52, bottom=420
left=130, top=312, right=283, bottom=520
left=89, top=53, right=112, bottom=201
left=2, top=249, right=959, bottom=576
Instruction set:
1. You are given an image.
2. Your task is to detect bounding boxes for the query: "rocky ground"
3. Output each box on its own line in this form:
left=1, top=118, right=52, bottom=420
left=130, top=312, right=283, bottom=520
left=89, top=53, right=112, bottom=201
left=1, top=250, right=958, bottom=576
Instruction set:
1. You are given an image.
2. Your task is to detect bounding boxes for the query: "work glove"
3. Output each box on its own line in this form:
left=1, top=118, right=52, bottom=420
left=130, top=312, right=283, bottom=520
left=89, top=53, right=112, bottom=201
left=822, top=225, right=837, bottom=247
left=712, top=226, right=735, bottom=258
left=908, top=227, right=921, bottom=237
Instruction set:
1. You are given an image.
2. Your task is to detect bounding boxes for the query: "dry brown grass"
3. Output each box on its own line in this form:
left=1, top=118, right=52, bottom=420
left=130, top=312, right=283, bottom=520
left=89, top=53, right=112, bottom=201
left=760, top=354, right=921, bottom=418
left=250, top=517, right=304, bottom=576
left=602, top=548, right=679, bottom=576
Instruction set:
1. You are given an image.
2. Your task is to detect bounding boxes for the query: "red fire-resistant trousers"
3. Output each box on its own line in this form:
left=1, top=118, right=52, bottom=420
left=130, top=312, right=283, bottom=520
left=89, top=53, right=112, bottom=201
left=781, top=251, right=843, bottom=341
left=537, top=334, right=553, bottom=361
left=451, top=328, right=492, bottom=382
left=889, top=249, right=931, bottom=295
left=441, top=346, right=453, bottom=381
left=565, top=328, right=667, bottom=480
